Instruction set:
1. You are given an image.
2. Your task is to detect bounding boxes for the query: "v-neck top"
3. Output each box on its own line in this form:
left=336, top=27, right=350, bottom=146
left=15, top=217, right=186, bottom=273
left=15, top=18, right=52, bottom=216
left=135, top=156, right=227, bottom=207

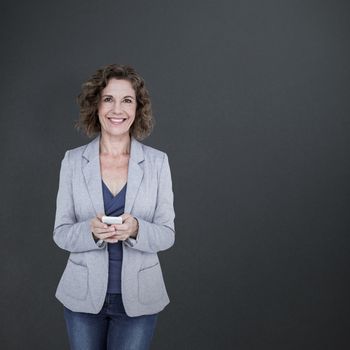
left=102, top=180, right=127, bottom=294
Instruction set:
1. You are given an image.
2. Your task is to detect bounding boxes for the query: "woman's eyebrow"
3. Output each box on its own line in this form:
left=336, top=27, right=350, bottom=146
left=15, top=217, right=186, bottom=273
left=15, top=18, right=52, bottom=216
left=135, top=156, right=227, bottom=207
left=101, top=94, right=135, bottom=99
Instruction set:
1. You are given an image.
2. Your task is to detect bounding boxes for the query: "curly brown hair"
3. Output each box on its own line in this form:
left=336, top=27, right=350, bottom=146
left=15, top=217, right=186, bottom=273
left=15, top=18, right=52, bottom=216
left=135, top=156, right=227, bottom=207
left=75, top=64, right=154, bottom=140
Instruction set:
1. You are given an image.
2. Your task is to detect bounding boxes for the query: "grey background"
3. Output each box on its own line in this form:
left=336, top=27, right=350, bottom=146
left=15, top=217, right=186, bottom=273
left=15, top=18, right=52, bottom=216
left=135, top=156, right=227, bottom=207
left=1, top=0, right=349, bottom=349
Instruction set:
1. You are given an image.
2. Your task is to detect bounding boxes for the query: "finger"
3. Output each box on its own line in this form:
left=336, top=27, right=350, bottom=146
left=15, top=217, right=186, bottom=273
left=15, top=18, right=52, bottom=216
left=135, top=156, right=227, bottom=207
left=112, top=229, right=129, bottom=237
left=118, top=235, right=128, bottom=241
left=96, top=213, right=105, bottom=221
left=104, top=238, right=119, bottom=243
left=112, top=223, right=129, bottom=231
left=111, top=233, right=128, bottom=240
left=93, top=222, right=116, bottom=231
left=92, top=224, right=109, bottom=231
left=93, top=226, right=115, bottom=235
left=104, top=234, right=120, bottom=243
left=95, top=233, right=114, bottom=241
left=93, top=230, right=116, bottom=239
left=121, top=213, right=132, bottom=222
left=91, top=220, right=109, bottom=230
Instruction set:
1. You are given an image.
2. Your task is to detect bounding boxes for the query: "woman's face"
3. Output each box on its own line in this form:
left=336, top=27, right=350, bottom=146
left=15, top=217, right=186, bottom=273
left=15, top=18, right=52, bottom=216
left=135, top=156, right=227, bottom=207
left=97, top=78, right=137, bottom=138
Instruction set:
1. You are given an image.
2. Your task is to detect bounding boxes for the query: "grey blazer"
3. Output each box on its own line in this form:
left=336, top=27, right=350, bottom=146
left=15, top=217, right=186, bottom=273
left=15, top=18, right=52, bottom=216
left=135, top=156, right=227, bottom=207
left=53, top=134, right=175, bottom=317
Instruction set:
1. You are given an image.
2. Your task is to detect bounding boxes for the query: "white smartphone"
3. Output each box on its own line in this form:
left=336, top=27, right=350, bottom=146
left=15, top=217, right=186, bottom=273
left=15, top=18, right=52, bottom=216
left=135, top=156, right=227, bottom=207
left=102, top=215, right=123, bottom=225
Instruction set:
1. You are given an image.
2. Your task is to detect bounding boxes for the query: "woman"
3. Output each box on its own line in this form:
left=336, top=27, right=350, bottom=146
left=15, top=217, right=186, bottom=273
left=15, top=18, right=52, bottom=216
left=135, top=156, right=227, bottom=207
left=53, top=64, right=175, bottom=350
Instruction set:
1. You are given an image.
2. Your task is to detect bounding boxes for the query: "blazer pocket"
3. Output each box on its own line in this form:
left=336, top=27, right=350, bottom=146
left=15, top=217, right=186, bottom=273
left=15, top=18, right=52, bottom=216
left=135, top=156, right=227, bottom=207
left=138, top=262, right=166, bottom=304
left=59, top=259, right=88, bottom=301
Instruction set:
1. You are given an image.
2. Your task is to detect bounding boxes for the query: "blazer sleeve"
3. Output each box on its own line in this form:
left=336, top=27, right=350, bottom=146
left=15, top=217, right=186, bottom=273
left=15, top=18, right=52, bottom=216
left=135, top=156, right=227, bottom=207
left=124, top=153, right=176, bottom=253
left=53, top=150, right=105, bottom=253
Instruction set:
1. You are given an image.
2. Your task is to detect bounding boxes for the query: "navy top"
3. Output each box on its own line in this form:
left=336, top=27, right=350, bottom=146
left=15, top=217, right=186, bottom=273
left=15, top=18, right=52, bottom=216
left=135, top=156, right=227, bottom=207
left=101, top=180, right=127, bottom=293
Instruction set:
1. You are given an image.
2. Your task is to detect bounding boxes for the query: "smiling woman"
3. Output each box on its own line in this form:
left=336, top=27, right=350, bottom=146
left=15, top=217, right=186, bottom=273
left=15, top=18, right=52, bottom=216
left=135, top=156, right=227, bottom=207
left=98, top=79, right=137, bottom=137
left=75, top=64, right=154, bottom=140
left=53, top=64, right=175, bottom=350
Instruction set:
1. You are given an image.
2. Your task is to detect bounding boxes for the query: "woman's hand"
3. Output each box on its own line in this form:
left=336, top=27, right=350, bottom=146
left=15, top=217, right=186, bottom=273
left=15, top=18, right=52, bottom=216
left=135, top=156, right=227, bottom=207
left=90, top=213, right=139, bottom=244
left=90, top=214, right=119, bottom=243
left=109, top=213, right=139, bottom=243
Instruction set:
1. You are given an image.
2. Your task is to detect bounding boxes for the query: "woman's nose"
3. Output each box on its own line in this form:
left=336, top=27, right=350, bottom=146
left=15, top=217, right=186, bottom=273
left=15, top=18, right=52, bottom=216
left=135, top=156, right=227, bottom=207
left=111, top=101, right=122, bottom=114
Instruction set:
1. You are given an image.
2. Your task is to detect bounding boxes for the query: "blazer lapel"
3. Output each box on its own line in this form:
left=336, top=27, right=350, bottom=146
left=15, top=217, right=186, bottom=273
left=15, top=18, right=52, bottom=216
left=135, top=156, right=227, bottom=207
left=82, top=134, right=144, bottom=216
left=82, top=134, right=105, bottom=216
left=125, top=136, right=144, bottom=214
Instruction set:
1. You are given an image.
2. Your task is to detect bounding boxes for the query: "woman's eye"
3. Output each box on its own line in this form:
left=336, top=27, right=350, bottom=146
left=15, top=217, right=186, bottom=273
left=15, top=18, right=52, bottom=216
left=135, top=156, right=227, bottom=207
left=123, top=98, right=133, bottom=103
left=103, top=97, right=112, bottom=102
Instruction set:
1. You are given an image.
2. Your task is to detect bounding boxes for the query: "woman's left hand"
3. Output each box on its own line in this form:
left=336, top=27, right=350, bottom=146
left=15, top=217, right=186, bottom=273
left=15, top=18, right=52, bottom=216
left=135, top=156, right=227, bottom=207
left=105, top=213, right=139, bottom=243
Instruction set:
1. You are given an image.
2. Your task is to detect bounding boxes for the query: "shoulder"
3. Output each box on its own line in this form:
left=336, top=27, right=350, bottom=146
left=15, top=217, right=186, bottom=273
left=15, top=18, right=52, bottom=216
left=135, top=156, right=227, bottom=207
left=136, top=141, right=173, bottom=182
left=60, top=145, right=86, bottom=167
left=138, top=141, right=170, bottom=169
left=62, top=136, right=98, bottom=163
left=58, top=139, right=93, bottom=173
left=141, top=142, right=167, bottom=160
left=65, top=144, right=88, bottom=160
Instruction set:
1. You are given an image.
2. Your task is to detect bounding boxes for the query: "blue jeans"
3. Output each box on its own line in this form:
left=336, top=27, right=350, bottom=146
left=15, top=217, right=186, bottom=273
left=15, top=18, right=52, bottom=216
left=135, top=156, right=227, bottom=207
left=63, top=293, right=158, bottom=350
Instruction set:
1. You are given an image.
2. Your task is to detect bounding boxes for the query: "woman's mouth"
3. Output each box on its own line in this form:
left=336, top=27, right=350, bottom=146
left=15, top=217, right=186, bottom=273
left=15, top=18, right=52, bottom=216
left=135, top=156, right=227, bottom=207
left=108, top=117, right=127, bottom=125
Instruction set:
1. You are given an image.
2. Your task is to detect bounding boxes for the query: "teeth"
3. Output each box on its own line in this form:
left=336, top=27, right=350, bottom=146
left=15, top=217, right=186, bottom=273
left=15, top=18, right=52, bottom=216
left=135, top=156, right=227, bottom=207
left=109, top=118, right=125, bottom=123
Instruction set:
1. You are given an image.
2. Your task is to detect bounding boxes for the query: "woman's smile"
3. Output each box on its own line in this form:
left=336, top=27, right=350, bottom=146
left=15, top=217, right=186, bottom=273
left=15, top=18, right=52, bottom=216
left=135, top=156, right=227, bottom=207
left=108, top=117, right=128, bottom=125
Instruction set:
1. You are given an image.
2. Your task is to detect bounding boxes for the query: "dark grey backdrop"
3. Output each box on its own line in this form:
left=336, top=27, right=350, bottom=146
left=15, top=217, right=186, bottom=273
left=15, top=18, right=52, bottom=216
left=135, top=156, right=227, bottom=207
left=1, top=0, right=349, bottom=349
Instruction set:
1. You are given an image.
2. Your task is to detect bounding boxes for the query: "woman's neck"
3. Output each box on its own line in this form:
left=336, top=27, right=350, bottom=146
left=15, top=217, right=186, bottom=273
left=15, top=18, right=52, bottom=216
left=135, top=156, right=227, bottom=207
left=99, top=132, right=131, bottom=157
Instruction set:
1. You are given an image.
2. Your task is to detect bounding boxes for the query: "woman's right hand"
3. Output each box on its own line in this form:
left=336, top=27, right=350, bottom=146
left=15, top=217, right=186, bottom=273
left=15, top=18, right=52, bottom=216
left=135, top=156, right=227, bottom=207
left=90, top=213, right=119, bottom=243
